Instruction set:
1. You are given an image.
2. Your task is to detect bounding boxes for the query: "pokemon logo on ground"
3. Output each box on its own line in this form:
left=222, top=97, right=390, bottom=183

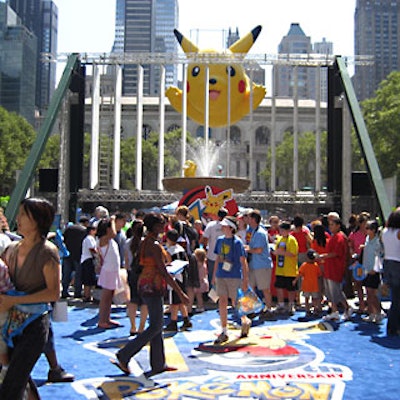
left=166, top=25, right=266, bottom=127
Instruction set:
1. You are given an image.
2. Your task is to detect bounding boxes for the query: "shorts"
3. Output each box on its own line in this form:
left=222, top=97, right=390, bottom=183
left=128, top=269, right=143, bottom=305
left=249, top=268, right=272, bottom=291
left=274, top=275, right=297, bottom=292
left=363, top=272, right=381, bottom=289
left=0, top=311, right=8, bottom=354
left=81, top=258, right=96, bottom=286
left=170, top=280, right=186, bottom=305
left=324, top=278, right=346, bottom=304
left=216, top=277, right=241, bottom=301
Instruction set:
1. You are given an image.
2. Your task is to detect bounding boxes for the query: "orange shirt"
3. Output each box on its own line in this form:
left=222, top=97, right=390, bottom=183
left=298, top=261, right=322, bottom=293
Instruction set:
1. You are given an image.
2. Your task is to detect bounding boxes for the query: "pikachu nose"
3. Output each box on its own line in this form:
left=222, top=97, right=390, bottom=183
left=209, top=78, right=217, bottom=85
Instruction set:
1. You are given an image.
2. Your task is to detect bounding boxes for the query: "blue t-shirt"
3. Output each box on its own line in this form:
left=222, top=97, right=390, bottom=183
left=214, top=235, right=246, bottom=279
left=248, top=225, right=272, bottom=270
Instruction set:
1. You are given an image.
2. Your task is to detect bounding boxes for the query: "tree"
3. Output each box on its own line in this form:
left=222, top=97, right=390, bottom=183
left=261, top=131, right=327, bottom=190
left=361, top=71, right=400, bottom=184
left=0, top=107, right=36, bottom=195
left=119, top=128, right=195, bottom=190
left=39, top=134, right=60, bottom=169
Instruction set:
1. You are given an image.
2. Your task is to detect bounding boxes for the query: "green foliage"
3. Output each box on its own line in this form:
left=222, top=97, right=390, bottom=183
left=261, top=130, right=327, bottom=190
left=0, top=107, right=36, bottom=195
left=120, top=136, right=136, bottom=189
left=39, top=134, right=60, bottom=169
left=0, top=196, right=9, bottom=209
left=119, top=128, right=194, bottom=190
left=361, top=71, right=400, bottom=181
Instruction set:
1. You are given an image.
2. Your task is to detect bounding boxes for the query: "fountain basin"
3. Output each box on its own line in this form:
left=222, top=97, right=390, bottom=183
left=162, top=176, right=251, bottom=193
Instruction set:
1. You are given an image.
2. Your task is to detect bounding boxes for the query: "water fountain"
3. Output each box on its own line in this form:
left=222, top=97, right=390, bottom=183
left=162, top=139, right=250, bottom=193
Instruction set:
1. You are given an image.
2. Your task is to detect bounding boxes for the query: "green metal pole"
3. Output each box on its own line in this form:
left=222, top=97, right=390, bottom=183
left=5, top=53, right=80, bottom=228
left=335, top=56, right=391, bottom=222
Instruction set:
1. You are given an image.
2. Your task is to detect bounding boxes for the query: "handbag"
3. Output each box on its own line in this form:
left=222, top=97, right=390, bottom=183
left=236, top=286, right=264, bottom=316
left=52, top=300, right=68, bottom=322
left=113, top=268, right=130, bottom=305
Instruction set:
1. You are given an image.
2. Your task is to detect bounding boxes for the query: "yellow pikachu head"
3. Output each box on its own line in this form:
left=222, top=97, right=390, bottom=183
left=166, top=26, right=266, bottom=128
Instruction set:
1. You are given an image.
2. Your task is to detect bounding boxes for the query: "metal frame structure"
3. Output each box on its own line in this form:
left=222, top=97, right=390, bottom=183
left=5, top=51, right=389, bottom=226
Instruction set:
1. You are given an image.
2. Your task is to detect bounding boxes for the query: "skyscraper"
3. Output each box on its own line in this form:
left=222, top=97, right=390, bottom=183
left=8, top=0, right=58, bottom=113
left=313, top=37, right=333, bottom=101
left=354, top=0, right=400, bottom=101
left=111, top=0, right=124, bottom=54
left=226, top=27, right=265, bottom=86
left=274, top=23, right=316, bottom=99
left=122, top=0, right=178, bottom=96
left=0, top=2, right=37, bottom=124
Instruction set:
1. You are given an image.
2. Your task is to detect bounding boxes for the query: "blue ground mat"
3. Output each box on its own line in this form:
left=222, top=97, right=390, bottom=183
left=30, top=302, right=400, bottom=400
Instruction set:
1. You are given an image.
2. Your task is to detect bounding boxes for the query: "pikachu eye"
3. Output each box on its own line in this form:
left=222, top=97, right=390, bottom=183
left=192, top=66, right=200, bottom=77
left=226, top=66, right=236, bottom=77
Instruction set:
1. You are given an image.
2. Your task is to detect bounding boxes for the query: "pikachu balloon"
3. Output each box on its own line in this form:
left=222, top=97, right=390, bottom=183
left=166, top=26, right=266, bottom=128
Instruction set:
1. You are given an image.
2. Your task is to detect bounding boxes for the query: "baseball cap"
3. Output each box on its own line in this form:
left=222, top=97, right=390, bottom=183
left=217, top=207, right=228, bottom=218
left=307, top=249, right=317, bottom=260
left=279, top=221, right=291, bottom=230
left=220, top=218, right=237, bottom=230
left=238, top=208, right=254, bottom=218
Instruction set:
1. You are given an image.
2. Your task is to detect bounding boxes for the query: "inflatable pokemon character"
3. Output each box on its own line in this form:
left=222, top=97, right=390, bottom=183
left=166, top=26, right=266, bottom=127
left=183, top=160, right=197, bottom=177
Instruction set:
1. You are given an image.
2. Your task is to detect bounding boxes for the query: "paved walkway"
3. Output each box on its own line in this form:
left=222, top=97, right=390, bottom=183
left=31, top=299, right=399, bottom=400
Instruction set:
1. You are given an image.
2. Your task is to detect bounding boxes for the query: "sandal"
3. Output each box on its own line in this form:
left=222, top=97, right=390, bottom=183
left=98, top=323, right=115, bottom=329
left=110, top=356, right=131, bottom=375
left=144, top=366, right=177, bottom=378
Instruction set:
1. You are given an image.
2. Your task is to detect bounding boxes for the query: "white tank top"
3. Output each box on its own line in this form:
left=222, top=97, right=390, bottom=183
left=382, top=228, right=400, bottom=262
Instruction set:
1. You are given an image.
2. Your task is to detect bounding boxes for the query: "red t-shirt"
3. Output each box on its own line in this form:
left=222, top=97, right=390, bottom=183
left=291, top=228, right=309, bottom=253
left=324, top=231, right=348, bottom=282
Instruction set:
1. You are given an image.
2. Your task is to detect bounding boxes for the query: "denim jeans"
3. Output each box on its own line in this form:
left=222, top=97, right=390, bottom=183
left=117, top=295, right=165, bottom=372
left=383, top=259, right=400, bottom=335
left=0, top=314, right=50, bottom=400
left=62, top=257, right=82, bottom=298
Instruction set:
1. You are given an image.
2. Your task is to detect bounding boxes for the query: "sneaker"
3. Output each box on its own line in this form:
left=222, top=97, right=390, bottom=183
left=214, top=332, right=229, bottom=345
left=259, top=309, right=276, bottom=321
left=164, top=321, right=178, bottom=332
left=343, top=307, right=354, bottom=321
left=373, top=313, right=385, bottom=324
left=181, top=319, right=193, bottom=330
left=362, top=314, right=374, bottom=322
left=47, top=366, right=75, bottom=383
left=275, top=305, right=287, bottom=315
left=323, top=311, right=340, bottom=321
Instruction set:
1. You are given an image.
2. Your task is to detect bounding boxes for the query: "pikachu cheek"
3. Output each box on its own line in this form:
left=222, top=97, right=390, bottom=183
left=238, top=80, right=246, bottom=93
left=187, top=81, right=190, bottom=93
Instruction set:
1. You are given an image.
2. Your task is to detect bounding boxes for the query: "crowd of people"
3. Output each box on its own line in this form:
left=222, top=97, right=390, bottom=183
left=0, top=198, right=400, bottom=397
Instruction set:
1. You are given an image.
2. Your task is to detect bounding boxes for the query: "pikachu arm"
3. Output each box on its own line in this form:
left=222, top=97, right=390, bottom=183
left=251, top=84, right=266, bottom=110
left=166, top=86, right=206, bottom=125
left=165, top=86, right=183, bottom=113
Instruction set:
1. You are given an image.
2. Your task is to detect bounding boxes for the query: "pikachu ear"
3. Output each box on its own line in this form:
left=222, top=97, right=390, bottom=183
left=174, top=29, right=199, bottom=54
left=229, top=25, right=262, bottom=54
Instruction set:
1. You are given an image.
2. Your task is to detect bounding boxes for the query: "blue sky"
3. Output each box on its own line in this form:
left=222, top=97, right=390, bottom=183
left=55, top=0, right=356, bottom=56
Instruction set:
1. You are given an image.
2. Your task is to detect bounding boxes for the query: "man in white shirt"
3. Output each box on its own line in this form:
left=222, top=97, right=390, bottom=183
left=201, top=207, right=228, bottom=286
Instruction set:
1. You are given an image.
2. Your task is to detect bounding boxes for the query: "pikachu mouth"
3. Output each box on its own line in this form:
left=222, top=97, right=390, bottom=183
left=209, top=90, right=221, bottom=101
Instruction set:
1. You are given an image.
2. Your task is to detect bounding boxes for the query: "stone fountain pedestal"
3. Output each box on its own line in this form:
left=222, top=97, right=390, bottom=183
left=162, top=176, right=251, bottom=193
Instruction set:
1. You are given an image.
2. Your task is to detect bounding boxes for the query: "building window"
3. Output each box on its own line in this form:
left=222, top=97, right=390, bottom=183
left=255, top=126, right=270, bottom=145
